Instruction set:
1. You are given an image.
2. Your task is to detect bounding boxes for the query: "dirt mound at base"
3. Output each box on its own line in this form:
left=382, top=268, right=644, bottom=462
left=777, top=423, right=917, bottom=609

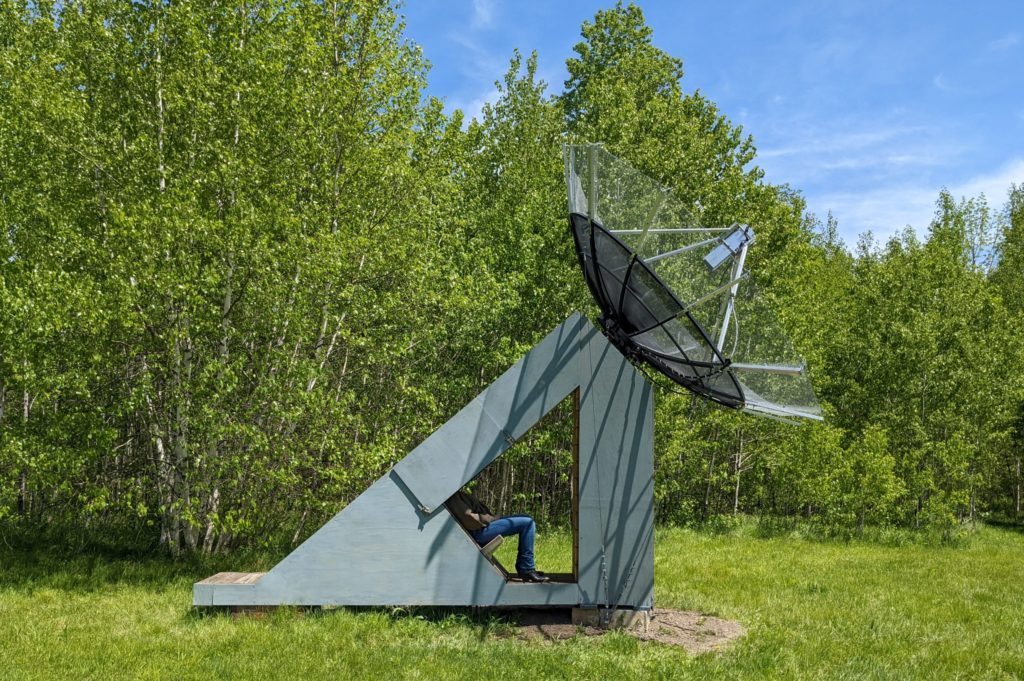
left=511, top=608, right=745, bottom=653
left=627, top=608, right=746, bottom=653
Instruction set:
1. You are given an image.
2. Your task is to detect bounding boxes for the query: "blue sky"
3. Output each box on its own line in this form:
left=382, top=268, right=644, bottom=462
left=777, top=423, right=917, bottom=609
left=401, top=1, right=1024, bottom=246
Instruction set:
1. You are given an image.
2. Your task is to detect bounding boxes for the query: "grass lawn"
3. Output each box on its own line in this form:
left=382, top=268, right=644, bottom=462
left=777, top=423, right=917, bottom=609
left=2, top=523, right=1022, bottom=680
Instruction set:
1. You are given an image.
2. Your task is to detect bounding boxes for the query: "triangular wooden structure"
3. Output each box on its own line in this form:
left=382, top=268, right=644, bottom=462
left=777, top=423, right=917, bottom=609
left=194, top=312, right=654, bottom=610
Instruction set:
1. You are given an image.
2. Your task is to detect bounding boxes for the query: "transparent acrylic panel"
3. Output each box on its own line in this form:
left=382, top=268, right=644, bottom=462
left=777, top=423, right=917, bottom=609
left=564, top=144, right=821, bottom=421
left=565, top=145, right=739, bottom=318
left=695, top=276, right=822, bottom=420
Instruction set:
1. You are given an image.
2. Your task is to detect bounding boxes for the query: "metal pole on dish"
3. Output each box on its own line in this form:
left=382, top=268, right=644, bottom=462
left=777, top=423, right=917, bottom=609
left=716, top=234, right=749, bottom=353
left=587, top=144, right=599, bottom=222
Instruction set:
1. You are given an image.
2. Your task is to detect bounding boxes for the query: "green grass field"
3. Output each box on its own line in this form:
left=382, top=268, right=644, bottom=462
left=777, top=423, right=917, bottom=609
left=2, top=524, right=1022, bottom=680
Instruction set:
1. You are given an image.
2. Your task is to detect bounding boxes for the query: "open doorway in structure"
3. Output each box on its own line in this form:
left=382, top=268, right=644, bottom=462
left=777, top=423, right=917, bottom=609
left=444, top=389, right=579, bottom=584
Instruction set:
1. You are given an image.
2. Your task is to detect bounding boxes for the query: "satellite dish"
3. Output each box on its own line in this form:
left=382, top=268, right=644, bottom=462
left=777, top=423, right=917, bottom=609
left=565, top=144, right=822, bottom=422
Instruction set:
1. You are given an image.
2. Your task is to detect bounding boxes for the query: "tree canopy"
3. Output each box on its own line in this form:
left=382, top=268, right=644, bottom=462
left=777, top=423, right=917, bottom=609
left=2, top=1, right=1022, bottom=552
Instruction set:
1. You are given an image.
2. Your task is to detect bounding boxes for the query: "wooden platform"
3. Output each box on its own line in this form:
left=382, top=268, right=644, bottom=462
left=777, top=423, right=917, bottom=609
left=196, top=572, right=266, bottom=586
left=197, top=570, right=571, bottom=586
left=505, top=573, right=575, bottom=584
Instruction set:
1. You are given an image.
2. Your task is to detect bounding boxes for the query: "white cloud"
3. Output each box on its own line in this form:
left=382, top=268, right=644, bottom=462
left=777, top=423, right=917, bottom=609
left=814, top=185, right=937, bottom=244
left=448, top=85, right=501, bottom=123
left=448, top=32, right=498, bottom=70
left=760, top=126, right=927, bottom=161
left=989, top=32, right=1020, bottom=51
left=470, top=0, right=497, bottom=30
left=753, top=114, right=1013, bottom=248
left=438, top=31, right=503, bottom=122
left=419, top=2, right=511, bottom=125
left=814, top=157, right=1024, bottom=245
left=757, top=123, right=958, bottom=195
left=951, top=158, right=1024, bottom=202
left=932, top=73, right=953, bottom=92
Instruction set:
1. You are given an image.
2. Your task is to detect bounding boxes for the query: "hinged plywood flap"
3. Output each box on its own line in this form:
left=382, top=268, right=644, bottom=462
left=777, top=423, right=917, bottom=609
left=392, top=312, right=585, bottom=513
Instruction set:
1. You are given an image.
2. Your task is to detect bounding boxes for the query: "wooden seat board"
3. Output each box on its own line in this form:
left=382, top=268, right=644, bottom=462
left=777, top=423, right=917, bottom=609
left=197, top=572, right=266, bottom=585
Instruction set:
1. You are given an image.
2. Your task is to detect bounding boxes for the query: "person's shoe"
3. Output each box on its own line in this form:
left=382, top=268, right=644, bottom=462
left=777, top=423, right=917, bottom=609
left=518, top=570, right=550, bottom=583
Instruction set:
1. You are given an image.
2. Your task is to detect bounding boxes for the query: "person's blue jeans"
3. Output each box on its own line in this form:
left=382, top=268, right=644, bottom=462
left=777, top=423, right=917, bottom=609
left=471, top=515, right=537, bottom=573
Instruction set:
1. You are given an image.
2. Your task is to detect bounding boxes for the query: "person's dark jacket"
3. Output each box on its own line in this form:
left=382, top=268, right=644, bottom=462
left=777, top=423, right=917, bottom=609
left=446, top=490, right=498, bottom=531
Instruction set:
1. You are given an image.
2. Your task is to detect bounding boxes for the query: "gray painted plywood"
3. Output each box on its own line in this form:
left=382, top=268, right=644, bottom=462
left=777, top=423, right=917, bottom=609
left=194, top=313, right=655, bottom=610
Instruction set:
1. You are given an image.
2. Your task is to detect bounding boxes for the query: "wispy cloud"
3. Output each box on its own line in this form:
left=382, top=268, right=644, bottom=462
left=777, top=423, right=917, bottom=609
left=814, top=157, right=1024, bottom=244
left=759, top=126, right=929, bottom=161
left=757, top=122, right=959, bottom=192
left=448, top=31, right=503, bottom=76
left=759, top=110, right=1019, bottom=244
left=951, top=158, right=1024, bottom=202
left=442, top=37, right=503, bottom=122
left=438, top=3, right=508, bottom=123
left=448, top=85, right=501, bottom=123
left=815, top=185, right=938, bottom=242
left=470, top=0, right=498, bottom=31
left=988, top=32, right=1020, bottom=52
left=932, top=73, right=954, bottom=92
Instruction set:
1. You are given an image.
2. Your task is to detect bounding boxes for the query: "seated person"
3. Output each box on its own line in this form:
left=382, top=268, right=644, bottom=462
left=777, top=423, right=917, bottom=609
left=446, top=489, right=549, bottom=583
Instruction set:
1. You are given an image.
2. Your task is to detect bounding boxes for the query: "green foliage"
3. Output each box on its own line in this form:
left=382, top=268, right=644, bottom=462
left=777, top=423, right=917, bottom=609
left=0, top=0, right=466, bottom=552
left=2, top=0, right=1023, bottom=551
left=3, top=526, right=1024, bottom=679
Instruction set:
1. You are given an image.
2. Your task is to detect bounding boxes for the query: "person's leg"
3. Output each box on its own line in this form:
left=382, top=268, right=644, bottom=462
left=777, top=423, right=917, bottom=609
left=485, top=515, right=536, bottom=573
left=470, top=516, right=541, bottom=575
left=468, top=516, right=548, bottom=577
left=471, top=516, right=526, bottom=545
left=469, top=521, right=504, bottom=547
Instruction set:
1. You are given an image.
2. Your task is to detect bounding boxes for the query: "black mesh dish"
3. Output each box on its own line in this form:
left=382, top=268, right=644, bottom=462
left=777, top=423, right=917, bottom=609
left=569, top=212, right=745, bottom=408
